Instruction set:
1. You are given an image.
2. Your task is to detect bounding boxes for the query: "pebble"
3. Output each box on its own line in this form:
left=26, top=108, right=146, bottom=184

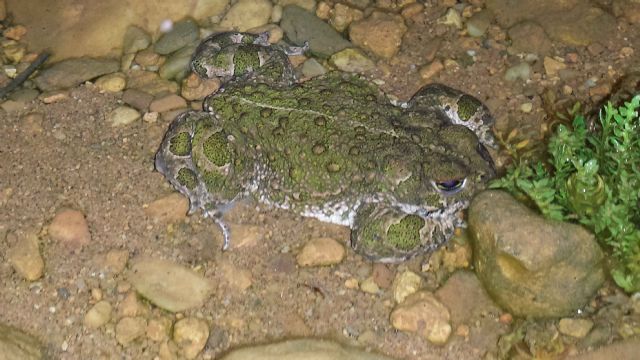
left=3, top=25, right=27, bottom=41
left=40, top=91, right=69, bottom=104
left=300, top=58, right=327, bottom=78
left=122, top=88, right=154, bottom=111
left=0, top=322, right=43, bottom=360
left=543, top=56, right=566, bottom=77
left=48, top=208, right=91, bottom=249
left=329, top=3, right=364, bottom=32
left=108, top=106, right=141, bottom=127
left=278, top=0, right=316, bottom=11
left=126, top=258, right=213, bottom=312
left=280, top=4, right=352, bottom=58
left=33, top=58, right=119, bottom=92
left=101, top=249, right=129, bottom=275
left=393, top=270, right=422, bottom=304
left=220, top=0, right=273, bottom=32
left=520, top=102, right=533, bottom=113
left=438, top=8, right=462, bottom=29
left=466, top=10, right=493, bottom=37
left=296, top=237, right=346, bottom=266
left=95, top=73, right=126, bottom=93
left=149, top=94, right=188, bottom=113
left=227, top=223, right=263, bottom=249
left=143, top=111, right=159, bottom=123
left=7, top=231, right=44, bottom=281
left=349, top=11, right=408, bottom=59
left=134, top=49, right=165, bottom=69
left=117, top=292, right=145, bottom=318
left=147, top=317, right=172, bottom=342
left=360, top=276, right=380, bottom=294
left=159, top=44, right=197, bottom=81
left=372, top=263, right=394, bottom=289
left=123, top=25, right=151, bottom=54
left=328, top=48, right=375, bottom=73
left=159, top=340, right=179, bottom=359
left=115, top=317, right=147, bottom=345
left=435, top=271, right=502, bottom=327
left=83, top=300, right=112, bottom=329
left=144, top=193, right=189, bottom=223
left=390, top=291, right=452, bottom=345
left=507, top=20, right=552, bottom=55
left=401, top=3, right=424, bottom=18
left=181, top=73, right=220, bottom=101
left=558, top=318, right=594, bottom=338
left=419, top=60, right=444, bottom=80
left=173, top=318, right=210, bottom=359
left=504, top=62, right=531, bottom=82
left=154, top=19, right=199, bottom=55
left=219, top=338, right=395, bottom=360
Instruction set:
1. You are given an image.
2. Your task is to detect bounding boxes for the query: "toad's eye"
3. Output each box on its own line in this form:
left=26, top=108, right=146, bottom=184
left=432, top=178, right=466, bottom=195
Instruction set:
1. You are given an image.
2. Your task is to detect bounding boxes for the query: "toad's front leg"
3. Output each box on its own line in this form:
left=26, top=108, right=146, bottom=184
left=351, top=202, right=459, bottom=263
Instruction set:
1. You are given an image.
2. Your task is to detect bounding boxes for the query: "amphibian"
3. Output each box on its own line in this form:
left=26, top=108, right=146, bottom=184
left=155, top=32, right=496, bottom=262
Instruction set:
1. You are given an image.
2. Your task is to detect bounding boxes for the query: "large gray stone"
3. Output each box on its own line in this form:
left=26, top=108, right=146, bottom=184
left=34, top=57, right=119, bottom=91
left=468, top=190, right=605, bottom=317
left=280, top=5, right=352, bottom=58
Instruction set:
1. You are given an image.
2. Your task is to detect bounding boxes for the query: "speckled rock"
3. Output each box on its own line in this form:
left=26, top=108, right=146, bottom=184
left=173, top=318, right=209, bottom=359
left=393, top=270, right=422, bottom=304
left=7, top=231, right=44, bottom=281
left=329, top=48, right=375, bottom=73
left=0, top=322, right=42, bottom=360
left=95, top=72, right=127, bottom=93
left=33, top=57, right=119, bottom=91
left=280, top=5, right=352, bottom=58
left=48, top=208, right=91, bottom=249
left=84, top=301, right=113, bottom=329
left=154, top=19, right=199, bottom=55
left=220, top=0, right=273, bottom=31
left=296, top=237, right=345, bottom=266
left=469, top=190, right=605, bottom=317
left=127, top=258, right=213, bottom=312
left=349, top=11, right=407, bottom=59
left=219, top=338, right=396, bottom=360
left=390, top=291, right=452, bottom=345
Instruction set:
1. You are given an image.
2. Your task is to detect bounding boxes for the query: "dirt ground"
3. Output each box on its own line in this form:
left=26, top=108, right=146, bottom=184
left=1, top=1, right=640, bottom=360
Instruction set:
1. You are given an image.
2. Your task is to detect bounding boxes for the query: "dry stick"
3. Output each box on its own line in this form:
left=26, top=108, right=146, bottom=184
left=0, top=51, right=50, bottom=99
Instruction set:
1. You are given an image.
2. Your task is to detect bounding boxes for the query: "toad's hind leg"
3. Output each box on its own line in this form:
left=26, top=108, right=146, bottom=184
left=351, top=203, right=459, bottom=263
left=190, top=31, right=298, bottom=87
left=408, top=83, right=495, bottom=148
left=155, top=110, right=243, bottom=250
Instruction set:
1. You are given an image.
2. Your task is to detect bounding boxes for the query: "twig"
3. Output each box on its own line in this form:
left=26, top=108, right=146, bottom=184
left=0, top=51, right=50, bottom=99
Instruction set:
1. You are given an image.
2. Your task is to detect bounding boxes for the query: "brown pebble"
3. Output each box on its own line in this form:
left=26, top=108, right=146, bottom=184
left=144, top=193, right=189, bottom=223
left=372, top=263, right=394, bottom=289
left=150, top=94, right=188, bottom=113
left=499, top=313, right=513, bottom=324
left=48, top=209, right=91, bottom=249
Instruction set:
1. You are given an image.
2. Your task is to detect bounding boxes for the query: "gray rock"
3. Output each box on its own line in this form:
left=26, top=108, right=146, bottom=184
left=154, top=19, right=199, bottom=55
left=0, top=323, right=42, bottom=360
left=127, top=258, right=213, bottom=312
left=280, top=5, right=352, bottom=58
left=122, top=89, right=154, bottom=111
left=159, top=43, right=198, bottom=81
left=33, top=57, right=119, bottom=92
left=468, top=190, right=605, bottom=317
left=219, top=338, right=397, bottom=360
left=123, top=25, right=151, bottom=54
left=507, top=21, right=552, bottom=55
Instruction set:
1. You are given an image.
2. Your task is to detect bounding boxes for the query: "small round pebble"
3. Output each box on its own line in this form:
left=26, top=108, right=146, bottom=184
left=390, top=291, right=452, bottom=345
left=558, top=318, right=594, bottom=338
left=48, top=209, right=91, bottom=249
left=108, top=106, right=141, bottom=127
left=7, top=231, right=44, bottom=281
left=173, top=317, right=210, bottom=360
left=144, top=193, right=189, bottom=223
left=296, top=237, right=346, bottom=266
left=95, top=73, right=126, bottom=93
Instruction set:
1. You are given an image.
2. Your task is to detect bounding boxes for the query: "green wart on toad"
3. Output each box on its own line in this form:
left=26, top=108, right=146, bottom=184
left=155, top=32, right=496, bottom=263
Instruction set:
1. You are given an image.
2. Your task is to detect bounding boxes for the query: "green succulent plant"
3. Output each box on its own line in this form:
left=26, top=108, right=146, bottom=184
left=491, top=95, right=640, bottom=292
